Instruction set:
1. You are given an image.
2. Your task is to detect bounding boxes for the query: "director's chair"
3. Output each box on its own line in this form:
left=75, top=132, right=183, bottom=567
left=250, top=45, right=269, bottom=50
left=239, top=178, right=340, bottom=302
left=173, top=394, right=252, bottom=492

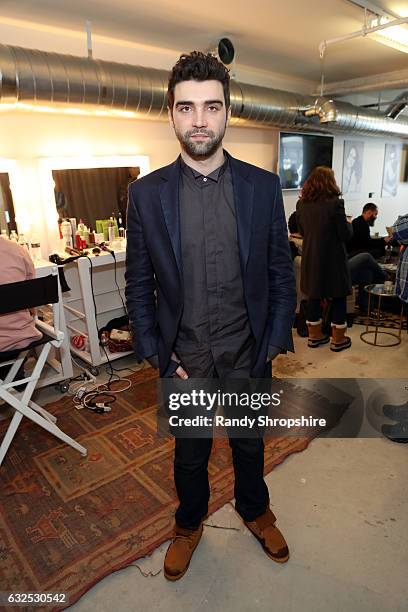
left=0, top=271, right=87, bottom=466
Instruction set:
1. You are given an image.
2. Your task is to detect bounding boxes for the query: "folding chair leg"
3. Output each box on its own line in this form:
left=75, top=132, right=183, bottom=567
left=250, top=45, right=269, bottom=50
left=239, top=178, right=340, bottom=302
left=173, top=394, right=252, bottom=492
left=3, top=353, right=27, bottom=385
left=0, top=389, right=87, bottom=465
left=28, top=400, right=57, bottom=424
left=0, top=410, right=24, bottom=465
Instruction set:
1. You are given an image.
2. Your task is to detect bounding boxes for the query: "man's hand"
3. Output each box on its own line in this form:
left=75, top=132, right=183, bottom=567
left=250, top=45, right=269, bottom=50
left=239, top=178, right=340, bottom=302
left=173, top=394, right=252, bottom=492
left=171, top=352, right=189, bottom=379
left=146, top=352, right=189, bottom=378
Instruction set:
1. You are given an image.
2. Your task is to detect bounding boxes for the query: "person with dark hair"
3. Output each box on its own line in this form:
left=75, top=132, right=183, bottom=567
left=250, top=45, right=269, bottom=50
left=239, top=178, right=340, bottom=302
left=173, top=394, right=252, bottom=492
left=296, top=166, right=353, bottom=351
left=288, top=210, right=300, bottom=236
left=347, top=203, right=391, bottom=258
left=126, top=51, right=296, bottom=580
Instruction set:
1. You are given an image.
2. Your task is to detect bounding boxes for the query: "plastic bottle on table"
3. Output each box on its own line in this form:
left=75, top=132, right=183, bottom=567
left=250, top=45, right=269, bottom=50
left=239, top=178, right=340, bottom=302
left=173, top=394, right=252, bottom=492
left=61, top=219, right=73, bottom=248
left=108, top=218, right=115, bottom=243
left=30, top=237, right=42, bottom=261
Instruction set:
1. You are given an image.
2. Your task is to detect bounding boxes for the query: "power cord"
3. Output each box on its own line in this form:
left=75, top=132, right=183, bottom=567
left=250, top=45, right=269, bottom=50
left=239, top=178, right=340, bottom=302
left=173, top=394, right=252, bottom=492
left=72, top=254, right=133, bottom=415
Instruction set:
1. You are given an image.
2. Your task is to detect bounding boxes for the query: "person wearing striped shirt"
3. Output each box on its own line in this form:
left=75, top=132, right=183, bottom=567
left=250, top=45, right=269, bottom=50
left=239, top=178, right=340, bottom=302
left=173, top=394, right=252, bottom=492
left=392, top=213, right=408, bottom=303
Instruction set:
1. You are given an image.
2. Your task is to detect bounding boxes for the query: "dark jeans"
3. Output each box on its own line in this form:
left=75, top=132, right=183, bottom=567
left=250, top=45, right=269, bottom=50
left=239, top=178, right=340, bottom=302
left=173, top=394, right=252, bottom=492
left=348, top=252, right=385, bottom=310
left=306, top=297, right=347, bottom=325
left=172, top=348, right=270, bottom=530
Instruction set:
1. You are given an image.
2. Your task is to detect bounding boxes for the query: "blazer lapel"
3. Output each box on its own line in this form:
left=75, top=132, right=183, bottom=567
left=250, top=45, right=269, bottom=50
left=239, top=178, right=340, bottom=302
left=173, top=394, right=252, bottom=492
left=230, top=156, right=254, bottom=273
left=159, top=157, right=183, bottom=277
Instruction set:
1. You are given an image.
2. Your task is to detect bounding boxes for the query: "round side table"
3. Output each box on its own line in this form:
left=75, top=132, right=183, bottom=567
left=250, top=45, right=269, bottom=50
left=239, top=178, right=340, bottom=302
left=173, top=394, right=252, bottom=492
left=360, top=284, right=404, bottom=347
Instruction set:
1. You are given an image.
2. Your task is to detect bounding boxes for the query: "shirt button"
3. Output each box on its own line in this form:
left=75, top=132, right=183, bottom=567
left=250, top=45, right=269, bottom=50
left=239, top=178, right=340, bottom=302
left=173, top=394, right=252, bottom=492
left=203, top=177, right=208, bottom=182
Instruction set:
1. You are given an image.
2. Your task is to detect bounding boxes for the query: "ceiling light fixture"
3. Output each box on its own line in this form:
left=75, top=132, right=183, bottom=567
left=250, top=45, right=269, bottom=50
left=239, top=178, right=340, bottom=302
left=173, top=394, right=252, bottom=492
left=368, top=16, right=408, bottom=53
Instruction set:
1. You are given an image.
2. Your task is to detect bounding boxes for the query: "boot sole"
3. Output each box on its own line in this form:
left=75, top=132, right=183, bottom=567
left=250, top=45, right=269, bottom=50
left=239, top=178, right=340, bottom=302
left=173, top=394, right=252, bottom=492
left=330, top=341, right=352, bottom=352
left=308, top=337, right=330, bottom=348
left=164, top=562, right=191, bottom=581
left=163, top=529, right=203, bottom=581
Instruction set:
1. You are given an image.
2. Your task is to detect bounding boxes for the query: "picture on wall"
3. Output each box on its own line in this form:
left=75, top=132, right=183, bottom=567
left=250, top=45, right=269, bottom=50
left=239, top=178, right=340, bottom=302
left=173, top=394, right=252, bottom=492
left=342, top=140, right=364, bottom=198
left=381, top=143, right=401, bottom=197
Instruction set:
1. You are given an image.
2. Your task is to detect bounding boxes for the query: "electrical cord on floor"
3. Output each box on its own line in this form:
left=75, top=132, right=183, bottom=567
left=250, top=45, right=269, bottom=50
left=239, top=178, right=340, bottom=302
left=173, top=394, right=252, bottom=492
left=107, top=361, right=146, bottom=375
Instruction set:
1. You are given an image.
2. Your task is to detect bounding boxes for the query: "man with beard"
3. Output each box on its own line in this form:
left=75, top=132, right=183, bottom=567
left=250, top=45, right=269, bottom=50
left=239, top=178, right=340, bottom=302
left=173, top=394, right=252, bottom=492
left=347, top=202, right=391, bottom=259
left=125, top=52, right=296, bottom=580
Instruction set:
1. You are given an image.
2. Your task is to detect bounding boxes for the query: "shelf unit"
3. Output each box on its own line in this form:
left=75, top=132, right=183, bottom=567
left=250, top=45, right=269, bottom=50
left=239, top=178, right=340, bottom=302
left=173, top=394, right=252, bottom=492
left=62, top=249, right=132, bottom=373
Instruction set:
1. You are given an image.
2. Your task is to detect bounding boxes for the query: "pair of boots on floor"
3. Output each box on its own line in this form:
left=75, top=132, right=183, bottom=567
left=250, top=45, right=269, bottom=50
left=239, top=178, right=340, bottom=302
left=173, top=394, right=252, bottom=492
left=307, top=320, right=351, bottom=352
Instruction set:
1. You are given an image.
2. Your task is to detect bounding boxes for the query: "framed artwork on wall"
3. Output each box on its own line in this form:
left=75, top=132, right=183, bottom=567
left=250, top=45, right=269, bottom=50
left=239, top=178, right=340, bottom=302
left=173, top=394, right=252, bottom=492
left=381, top=143, right=402, bottom=197
left=400, top=144, right=408, bottom=183
left=342, top=140, right=364, bottom=198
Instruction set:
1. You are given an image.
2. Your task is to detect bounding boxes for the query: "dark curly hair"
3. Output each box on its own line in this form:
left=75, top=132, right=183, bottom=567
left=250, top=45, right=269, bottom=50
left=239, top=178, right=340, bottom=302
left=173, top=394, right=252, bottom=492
left=167, top=51, right=230, bottom=110
left=300, top=166, right=341, bottom=202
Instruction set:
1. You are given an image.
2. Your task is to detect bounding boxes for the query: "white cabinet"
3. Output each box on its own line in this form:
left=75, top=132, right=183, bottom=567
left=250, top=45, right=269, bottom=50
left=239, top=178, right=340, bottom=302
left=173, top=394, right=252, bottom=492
left=62, top=249, right=132, bottom=373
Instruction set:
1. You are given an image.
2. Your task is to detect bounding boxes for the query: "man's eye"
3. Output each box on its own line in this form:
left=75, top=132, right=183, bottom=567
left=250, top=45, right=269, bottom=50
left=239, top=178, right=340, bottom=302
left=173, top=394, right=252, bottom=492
left=208, top=106, right=220, bottom=111
left=179, top=106, right=191, bottom=112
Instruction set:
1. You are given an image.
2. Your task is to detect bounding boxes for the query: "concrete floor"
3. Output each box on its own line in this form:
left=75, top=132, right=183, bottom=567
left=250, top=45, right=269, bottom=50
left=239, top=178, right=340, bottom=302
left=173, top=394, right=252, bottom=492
left=17, top=325, right=408, bottom=610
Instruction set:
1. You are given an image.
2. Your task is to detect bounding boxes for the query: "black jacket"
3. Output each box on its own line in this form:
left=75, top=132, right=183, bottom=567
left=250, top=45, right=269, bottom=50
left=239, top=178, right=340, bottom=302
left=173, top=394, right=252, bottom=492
left=347, top=215, right=385, bottom=256
left=296, top=197, right=353, bottom=299
left=125, top=153, right=296, bottom=377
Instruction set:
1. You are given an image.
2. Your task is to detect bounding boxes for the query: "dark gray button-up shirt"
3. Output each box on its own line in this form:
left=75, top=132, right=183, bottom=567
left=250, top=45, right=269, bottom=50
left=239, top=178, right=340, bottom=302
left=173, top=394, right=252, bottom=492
left=174, top=157, right=254, bottom=372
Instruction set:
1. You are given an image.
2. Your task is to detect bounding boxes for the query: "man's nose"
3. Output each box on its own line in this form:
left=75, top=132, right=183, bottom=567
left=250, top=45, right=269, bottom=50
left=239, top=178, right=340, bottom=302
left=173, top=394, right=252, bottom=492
left=192, top=109, right=207, bottom=128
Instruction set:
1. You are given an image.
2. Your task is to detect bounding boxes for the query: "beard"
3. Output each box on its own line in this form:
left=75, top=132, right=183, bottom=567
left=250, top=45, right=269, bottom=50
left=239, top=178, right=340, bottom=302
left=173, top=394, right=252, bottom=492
left=174, top=127, right=225, bottom=159
left=368, top=216, right=376, bottom=227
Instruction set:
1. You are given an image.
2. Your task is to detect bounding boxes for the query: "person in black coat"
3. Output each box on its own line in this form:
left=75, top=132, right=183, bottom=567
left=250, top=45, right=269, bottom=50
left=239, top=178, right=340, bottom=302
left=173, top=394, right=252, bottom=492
left=347, top=203, right=390, bottom=259
left=296, top=166, right=353, bottom=352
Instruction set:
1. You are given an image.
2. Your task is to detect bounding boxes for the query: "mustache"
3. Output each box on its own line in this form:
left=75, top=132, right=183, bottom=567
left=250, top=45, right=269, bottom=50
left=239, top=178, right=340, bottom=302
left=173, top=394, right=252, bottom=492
left=185, top=129, right=215, bottom=138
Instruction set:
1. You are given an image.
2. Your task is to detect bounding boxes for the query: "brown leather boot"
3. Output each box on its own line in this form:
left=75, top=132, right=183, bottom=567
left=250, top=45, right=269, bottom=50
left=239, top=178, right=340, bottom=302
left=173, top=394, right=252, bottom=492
left=164, top=523, right=203, bottom=581
left=307, top=319, right=330, bottom=348
left=244, top=508, right=289, bottom=563
left=330, top=323, right=352, bottom=352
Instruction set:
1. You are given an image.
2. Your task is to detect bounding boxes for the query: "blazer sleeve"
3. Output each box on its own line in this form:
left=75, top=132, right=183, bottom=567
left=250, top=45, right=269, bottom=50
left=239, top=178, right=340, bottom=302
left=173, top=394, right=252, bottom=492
left=125, top=183, right=158, bottom=359
left=267, top=178, right=297, bottom=353
left=334, top=199, right=353, bottom=243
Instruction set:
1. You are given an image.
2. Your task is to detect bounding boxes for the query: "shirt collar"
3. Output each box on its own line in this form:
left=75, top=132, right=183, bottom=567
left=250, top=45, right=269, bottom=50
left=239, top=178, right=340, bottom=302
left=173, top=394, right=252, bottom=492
left=180, top=154, right=228, bottom=183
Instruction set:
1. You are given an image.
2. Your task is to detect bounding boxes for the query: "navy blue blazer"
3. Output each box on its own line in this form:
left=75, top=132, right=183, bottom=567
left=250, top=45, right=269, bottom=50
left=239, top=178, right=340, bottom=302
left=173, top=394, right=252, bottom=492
left=125, top=153, right=296, bottom=377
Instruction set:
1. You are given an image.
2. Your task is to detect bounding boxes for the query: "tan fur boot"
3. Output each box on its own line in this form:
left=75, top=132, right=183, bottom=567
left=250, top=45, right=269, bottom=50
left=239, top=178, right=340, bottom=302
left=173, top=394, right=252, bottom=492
left=330, top=323, right=352, bottom=352
left=307, top=319, right=330, bottom=348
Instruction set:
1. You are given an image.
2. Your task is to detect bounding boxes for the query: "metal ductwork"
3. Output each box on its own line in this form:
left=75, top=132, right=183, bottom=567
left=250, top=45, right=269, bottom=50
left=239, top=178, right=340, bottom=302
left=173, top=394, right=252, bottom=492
left=385, top=91, right=408, bottom=120
left=303, top=96, right=408, bottom=137
left=1, top=44, right=408, bottom=138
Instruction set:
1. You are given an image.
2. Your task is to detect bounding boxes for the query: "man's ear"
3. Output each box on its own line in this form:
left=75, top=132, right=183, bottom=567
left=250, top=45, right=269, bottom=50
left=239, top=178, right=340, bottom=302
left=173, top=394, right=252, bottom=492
left=167, top=106, right=174, bottom=128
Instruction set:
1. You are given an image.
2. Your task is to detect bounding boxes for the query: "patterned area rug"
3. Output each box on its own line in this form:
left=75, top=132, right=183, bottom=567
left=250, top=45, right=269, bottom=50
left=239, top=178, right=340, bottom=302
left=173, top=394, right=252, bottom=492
left=0, top=368, right=311, bottom=611
left=353, top=308, right=407, bottom=331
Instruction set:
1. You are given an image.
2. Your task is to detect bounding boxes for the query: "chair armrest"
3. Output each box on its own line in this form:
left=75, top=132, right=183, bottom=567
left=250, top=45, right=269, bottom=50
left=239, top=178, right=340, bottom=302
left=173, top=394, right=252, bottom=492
left=36, top=320, right=64, bottom=347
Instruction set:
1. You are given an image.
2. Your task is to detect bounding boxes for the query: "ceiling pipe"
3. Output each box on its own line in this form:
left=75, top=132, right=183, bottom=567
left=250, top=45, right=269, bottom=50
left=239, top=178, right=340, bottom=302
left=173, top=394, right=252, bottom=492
left=1, top=44, right=408, bottom=138
left=385, top=91, right=408, bottom=120
left=303, top=96, right=408, bottom=137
